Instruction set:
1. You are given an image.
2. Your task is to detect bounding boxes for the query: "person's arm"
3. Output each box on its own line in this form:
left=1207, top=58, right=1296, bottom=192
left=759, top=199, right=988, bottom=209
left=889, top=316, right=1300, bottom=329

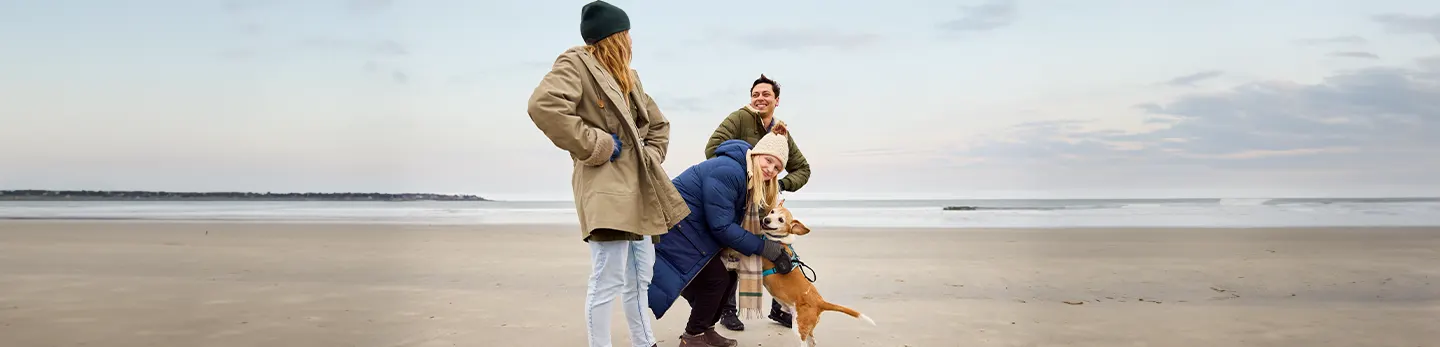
left=701, top=165, right=796, bottom=273
left=704, top=112, right=741, bottom=159
left=779, top=132, right=811, bottom=192
left=700, top=166, right=764, bottom=255
left=635, top=73, right=670, bottom=161
left=526, top=54, right=616, bottom=166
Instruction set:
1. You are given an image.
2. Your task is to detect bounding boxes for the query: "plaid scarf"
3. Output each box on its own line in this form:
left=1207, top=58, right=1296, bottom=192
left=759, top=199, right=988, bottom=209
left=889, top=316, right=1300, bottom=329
left=721, top=202, right=768, bottom=320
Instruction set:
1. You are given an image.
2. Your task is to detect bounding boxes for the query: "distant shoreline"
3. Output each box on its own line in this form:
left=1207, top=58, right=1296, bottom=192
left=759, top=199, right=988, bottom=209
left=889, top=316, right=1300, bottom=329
left=0, top=190, right=488, bottom=202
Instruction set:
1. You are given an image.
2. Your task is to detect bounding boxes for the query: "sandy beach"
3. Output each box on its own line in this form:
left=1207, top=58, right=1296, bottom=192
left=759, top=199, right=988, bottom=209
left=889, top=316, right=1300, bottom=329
left=0, top=221, right=1436, bottom=347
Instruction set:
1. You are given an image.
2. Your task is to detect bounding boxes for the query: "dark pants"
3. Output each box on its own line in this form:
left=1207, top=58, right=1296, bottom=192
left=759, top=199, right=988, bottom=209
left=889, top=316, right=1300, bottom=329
left=721, top=270, right=786, bottom=315
left=680, top=256, right=729, bottom=335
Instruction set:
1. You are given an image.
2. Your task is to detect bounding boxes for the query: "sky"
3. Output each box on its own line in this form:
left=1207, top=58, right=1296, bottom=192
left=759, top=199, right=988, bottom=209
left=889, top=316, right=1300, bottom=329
left=2, top=0, right=1439, bottom=200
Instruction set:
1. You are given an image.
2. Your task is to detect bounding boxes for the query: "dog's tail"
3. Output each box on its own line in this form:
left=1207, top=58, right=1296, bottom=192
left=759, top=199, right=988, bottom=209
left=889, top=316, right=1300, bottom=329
left=819, top=301, right=876, bottom=326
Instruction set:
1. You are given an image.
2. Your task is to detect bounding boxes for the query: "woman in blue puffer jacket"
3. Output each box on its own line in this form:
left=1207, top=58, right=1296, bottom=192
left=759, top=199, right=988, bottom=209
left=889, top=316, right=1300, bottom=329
left=648, top=135, right=796, bottom=346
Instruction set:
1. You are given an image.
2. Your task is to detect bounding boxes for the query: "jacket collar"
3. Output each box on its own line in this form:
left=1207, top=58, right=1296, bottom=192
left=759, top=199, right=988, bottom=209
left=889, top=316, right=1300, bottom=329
left=740, top=105, right=775, bottom=131
left=570, top=46, right=643, bottom=143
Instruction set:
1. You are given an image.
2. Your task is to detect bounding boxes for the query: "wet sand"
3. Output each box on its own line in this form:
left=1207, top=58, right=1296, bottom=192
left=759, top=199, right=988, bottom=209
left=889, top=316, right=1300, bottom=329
left=1, top=220, right=1437, bottom=346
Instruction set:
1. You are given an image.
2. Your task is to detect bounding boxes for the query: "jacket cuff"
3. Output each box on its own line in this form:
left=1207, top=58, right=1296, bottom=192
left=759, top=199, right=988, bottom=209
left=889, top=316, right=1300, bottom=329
left=580, top=131, right=615, bottom=166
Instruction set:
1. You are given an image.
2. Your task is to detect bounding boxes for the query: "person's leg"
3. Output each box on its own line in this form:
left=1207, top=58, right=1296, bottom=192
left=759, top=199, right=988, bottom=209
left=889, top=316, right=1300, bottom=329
left=703, top=285, right=739, bottom=347
left=678, top=257, right=729, bottom=336
left=768, top=298, right=793, bottom=328
left=718, top=270, right=743, bottom=331
left=621, top=239, right=656, bottom=347
left=706, top=289, right=727, bottom=328
left=586, top=240, right=628, bottom=347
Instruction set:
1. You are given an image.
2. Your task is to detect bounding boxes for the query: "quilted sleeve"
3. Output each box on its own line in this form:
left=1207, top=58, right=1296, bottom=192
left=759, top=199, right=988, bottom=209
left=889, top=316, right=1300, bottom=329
left=699, top=165, right=765, bottom=255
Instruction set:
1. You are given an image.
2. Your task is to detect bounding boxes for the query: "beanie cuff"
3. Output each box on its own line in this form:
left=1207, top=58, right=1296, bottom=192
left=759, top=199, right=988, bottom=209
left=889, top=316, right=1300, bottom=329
left=584, top=30, right=624, bottom=45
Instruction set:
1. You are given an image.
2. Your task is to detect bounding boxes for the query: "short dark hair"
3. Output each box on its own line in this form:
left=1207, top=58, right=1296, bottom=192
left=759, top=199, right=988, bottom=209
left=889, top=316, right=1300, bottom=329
left=752, top=74, right=780, bottom=98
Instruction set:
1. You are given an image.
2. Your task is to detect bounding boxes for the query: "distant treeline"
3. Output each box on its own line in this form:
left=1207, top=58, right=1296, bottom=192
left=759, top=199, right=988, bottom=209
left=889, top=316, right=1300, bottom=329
left=0, top=190, right=488, bottom=202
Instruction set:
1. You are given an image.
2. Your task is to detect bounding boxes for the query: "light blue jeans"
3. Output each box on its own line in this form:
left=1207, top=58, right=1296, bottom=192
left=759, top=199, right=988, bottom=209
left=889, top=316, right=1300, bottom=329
left=586, top=239, right=656, bottom=347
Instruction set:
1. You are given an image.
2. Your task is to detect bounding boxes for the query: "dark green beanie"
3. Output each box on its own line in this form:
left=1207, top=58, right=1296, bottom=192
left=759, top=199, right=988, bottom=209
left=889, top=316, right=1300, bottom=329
left=580, top=1, right=630, bottom=45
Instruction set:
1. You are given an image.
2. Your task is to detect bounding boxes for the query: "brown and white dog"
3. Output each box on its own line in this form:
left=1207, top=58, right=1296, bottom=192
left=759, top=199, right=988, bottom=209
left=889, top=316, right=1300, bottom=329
left=759, top=200, right=876, bottom=346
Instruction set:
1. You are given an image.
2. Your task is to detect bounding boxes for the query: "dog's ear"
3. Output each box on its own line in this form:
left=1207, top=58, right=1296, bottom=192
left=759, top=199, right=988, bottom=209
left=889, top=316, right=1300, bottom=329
left=789, top=219, right=811, bottom=235
left=778, top=199, right=787, bottom=207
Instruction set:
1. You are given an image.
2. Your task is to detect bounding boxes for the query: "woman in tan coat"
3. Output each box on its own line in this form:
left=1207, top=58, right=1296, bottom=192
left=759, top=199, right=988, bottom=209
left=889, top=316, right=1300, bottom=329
left=525, top=2, right=689, bottom=347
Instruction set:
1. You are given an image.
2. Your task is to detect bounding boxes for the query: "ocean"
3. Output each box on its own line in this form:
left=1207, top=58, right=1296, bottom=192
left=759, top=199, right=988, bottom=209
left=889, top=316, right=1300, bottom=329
left=2, top=198, right=1439, bottom=228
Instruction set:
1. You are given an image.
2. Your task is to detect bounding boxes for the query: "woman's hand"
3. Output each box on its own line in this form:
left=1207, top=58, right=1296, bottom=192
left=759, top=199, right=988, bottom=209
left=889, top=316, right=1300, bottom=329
left=610, top=134, right=621, bottom=162
left=760, top=240, right=794, bottom=274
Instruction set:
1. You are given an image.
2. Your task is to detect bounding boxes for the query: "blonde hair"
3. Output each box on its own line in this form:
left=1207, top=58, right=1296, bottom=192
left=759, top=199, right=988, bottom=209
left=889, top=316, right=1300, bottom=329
left=746, top=154, right=781, bottom=212
left=584, top=30, right=634, bottom=94
left=745, top=123, right=788, bottom=212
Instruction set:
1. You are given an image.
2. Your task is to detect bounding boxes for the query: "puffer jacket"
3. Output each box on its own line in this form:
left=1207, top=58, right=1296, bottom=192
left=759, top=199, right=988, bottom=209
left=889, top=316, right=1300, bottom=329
left=647, top=139, right=768, bottom=318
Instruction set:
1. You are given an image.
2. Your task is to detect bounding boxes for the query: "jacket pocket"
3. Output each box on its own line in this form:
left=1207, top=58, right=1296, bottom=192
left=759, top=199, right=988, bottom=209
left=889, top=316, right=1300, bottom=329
left=579, top=191, right=633, bottom=229
left=576, top=160, right=632, bottom=195
left=656, top=223, right=707, bottom=275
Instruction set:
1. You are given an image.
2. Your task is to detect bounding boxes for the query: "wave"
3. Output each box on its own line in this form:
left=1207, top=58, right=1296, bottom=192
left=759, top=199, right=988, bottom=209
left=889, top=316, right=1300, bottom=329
left=942, top=205, right=1116, bottom=211
left=1219, top=198, right=1272, bottom=206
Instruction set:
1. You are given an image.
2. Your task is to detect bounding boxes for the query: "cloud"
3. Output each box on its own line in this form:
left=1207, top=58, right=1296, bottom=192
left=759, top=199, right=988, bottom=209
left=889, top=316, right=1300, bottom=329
left=1163, top=70, right=1223, bottom=87
left=216, top=48, right=255, bottom=61
left=298, top=38, right=408, bottom=56
left=1374, top=13, right=1440, bottom=42
left=446, top=60, right=553, bottom=85
left=1138, top=63, right=1439, bottom=154
left=347, top=0, right=392, bottom=14
left=940, top=0, right=1018, bottom=32
left=361, top=60, right=409, bottom=85
left=1328, top=51, right=1380, bottom=59
left=238, top=23, right=264, bottom=36
left=1295, top=36, right=1368, bottom=46
left=651, top=95, right=720, bottom=114
left=732, top=29, right=882, bottom=51
left=296, top=38, right=410, bottom=83
left=223, top=0, right=388, bottom=16
left=644, top=85, right=749, bottom=115
left=221, top=0, right=272, bottom=13
left=960, top=55, right=1440, bottom=182
left=1421, top=56, right=1440, bottom=71
left=221, top=1, right=268, bottom=44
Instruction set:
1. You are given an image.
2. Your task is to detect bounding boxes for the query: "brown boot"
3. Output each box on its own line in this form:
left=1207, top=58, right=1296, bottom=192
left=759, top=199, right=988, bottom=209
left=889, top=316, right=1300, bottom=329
left=703, top=327, right=738, bottom=347
left=678, top=332, right=711, bottom=347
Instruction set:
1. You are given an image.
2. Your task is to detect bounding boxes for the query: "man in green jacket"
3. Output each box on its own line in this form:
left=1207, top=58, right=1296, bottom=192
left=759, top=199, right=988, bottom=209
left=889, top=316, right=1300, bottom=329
left=707, top=74, right=812, bottom=331
left=703, top=75, right=811, bottom=191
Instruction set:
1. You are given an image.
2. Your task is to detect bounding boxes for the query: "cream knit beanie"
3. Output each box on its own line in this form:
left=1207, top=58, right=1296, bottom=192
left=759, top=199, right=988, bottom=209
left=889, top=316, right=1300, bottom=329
left=748, top=124, right=789, bottom=167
